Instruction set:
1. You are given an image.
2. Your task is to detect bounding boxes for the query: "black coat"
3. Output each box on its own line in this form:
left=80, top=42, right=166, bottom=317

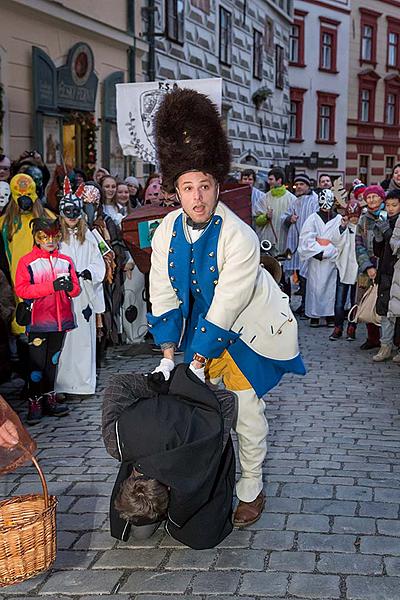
left=374, top=214, right=398, bottom=316
left=104, top=365, right=235, bottom=549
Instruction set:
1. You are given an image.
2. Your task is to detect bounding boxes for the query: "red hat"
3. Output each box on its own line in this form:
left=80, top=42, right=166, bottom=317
left=352, top=179, right=366, bottom=199
left=363, top=185, right=386, bottom=201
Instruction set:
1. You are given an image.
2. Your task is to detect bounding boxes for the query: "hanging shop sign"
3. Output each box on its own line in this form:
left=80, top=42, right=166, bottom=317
left=289, top=152, right=338, bottom=170
left=57, top=43, right=98, bottom=111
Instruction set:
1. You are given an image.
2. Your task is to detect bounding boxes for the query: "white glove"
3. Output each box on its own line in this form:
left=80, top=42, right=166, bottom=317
left=189, top=362, right=205, bottom=383
left=152, top=358, right=175, bottom=381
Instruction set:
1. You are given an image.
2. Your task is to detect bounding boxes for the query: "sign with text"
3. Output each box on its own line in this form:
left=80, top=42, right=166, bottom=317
left=116, top=78, right=222, bottom=164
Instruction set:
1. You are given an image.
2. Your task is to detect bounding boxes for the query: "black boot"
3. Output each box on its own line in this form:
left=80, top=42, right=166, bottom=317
left=27, top=396, right=43, bottom=425
left=42, top=392, right=69, bottom=417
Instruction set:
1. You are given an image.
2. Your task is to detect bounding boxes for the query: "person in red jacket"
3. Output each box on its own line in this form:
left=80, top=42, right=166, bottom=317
left=15, top=217, right=80, bottom=424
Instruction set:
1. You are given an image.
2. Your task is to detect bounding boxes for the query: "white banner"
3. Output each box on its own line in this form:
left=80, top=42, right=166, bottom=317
left=116, top=78, right=222, bottom=164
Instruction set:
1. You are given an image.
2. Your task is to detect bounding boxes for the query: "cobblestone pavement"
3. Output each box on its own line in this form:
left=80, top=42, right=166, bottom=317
left=1, top=319, right=400, bottom=599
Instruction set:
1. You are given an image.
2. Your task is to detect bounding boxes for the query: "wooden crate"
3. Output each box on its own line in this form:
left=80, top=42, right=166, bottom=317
left=121, top=183, right=252, bottom=273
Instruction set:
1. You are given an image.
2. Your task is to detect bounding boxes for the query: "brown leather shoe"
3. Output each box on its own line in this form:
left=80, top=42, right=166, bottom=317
left=233, top=491, right=265, bottom=527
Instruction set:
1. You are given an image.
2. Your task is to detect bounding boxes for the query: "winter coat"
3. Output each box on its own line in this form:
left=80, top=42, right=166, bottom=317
left=15, top=245, right=80, bottom=332
left=388, top=215, right=400, bottom=317
left=355, top=211, right=382, bottom=274
left=102, top=365, right=235, bottom=550
left=373, top=214, right=399, bottom=316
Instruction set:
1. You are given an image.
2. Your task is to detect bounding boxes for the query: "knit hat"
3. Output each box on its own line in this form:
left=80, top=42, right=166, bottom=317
left=363, top=185, right=386, bottom=201
left=352, top=178, right=366, bottom=199
left=293, top=173, right=311, bottom=186
left=124, top=176, right=139, bottom=188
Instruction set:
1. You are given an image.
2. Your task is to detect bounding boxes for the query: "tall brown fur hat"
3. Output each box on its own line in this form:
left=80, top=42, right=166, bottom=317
left=155, top=88, right=231, bottom=193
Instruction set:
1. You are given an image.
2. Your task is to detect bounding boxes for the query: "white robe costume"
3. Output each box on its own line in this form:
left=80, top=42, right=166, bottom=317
left=252, top=188, right=295, bottom=253
left=121, top=263, right=148, bottom=343
left=298, top=212, right=338, bottom=318
left=56, top=229, right=106, bottom=395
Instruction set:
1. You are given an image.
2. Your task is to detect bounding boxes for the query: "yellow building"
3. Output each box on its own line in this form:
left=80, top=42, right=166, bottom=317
left=346, top=0, right=400, bottom=186
left=0, top=0, right=147, bottom=176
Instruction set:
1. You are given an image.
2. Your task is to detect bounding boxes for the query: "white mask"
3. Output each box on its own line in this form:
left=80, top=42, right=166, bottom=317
left=0, top=181, right=11, bottom=209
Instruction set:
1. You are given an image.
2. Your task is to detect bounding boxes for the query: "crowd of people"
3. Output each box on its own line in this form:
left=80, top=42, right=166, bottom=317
left=0, top=87, right=399, bottom=546
left=244, top=164, right=400, bottom=364
left=0, top=151, right=182, bottom=425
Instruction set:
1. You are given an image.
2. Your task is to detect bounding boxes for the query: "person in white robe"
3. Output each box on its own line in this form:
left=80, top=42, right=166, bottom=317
left=298, top=189, right=338, bottom=325
left=56, top=190, right=106, bottom=395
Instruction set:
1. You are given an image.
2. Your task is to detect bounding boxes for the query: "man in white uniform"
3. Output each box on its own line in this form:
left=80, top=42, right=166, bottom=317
left=148, top=89, right=305, bottom=527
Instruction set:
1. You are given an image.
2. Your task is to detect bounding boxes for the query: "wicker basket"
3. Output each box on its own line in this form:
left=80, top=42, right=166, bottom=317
left=0, top=453, right=57, bottom=587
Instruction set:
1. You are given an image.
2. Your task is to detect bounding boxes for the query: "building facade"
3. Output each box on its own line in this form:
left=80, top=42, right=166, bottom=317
left=288, top=0, right=351, bottom=183
left=346, top=0, right=400, bottom=186
left=147, top=0, right=293, bottom=179
left=0, top=0, right=147, bottom=177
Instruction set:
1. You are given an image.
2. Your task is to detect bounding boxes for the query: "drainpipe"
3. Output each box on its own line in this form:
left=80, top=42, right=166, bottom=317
left=147, top=0, right=156, bottom=81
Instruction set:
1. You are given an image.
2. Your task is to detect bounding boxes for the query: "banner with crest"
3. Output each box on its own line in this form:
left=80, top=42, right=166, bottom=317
left=116, top=78, right=222, bottom=165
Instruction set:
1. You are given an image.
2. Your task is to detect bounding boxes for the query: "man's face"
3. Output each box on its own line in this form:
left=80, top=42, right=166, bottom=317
left=176, top=171, right=218, bottom=223
left=0, top=157, right=11, bottom=182
left=386, top=198, right=400, bottom=218
left=366, top=193, right=382, bottom=212
left=268, top=175, right=281, bottom=188
left=319, top=175, right=332, bottom=189
left=241, top=174, right=255, bottom=187
left=294, top=181, right=309, bottom=196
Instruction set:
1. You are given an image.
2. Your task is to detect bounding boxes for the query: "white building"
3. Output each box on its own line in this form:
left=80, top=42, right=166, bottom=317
left=288, top=0, right=351, bottom=183
left=146, top=0, right=294, bottom=177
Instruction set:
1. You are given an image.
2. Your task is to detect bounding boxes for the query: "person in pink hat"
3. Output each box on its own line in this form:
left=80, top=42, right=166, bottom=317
left=355, top=184, right=386, bottom=350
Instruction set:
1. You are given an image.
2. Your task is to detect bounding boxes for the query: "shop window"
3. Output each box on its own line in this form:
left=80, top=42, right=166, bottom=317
left=316, top=91, right=338, bottom=144
left=275, top=44, right=285, bottom=89
left=359, top=155, right=370, bottom=184
left=219, top=6, right=232, bottom=66
left=359, top=8, right=381, bottom=66
left=253, top=29, right=263, bottom=80
left=289, top=14, right=305, bottom=67
left=289, top=87, right=306, bottom=142
left=166, top=0, right=184, bottom=44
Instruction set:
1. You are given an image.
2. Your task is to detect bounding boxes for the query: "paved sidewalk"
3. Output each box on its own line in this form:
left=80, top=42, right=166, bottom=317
left=0, top=320, right=399, bottom=600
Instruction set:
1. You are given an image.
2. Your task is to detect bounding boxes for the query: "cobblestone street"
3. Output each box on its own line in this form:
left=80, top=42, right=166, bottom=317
left=1, top=319, right=400, bottom=600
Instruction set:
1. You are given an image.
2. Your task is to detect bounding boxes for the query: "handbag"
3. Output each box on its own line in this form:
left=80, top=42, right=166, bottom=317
left=15, top=301, right=32, bottom=326
left=348, top=283, right=381, bottom=326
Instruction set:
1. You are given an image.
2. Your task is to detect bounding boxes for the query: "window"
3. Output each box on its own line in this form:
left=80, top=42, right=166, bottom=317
left=289, top=14, right=305, bottom=66
left=388, top=32, right=398, bottom=67
left=360, top=89, right=370, bottom=122
left=386, top=156, right=395, bottom=173
left=275, top=45, right=284, bottom=89
left=359, top=155, right=369, bottom=184
left=316, top=91, right=338, bottom=144
left=358, top=71, right=379, bottom=123
left=289, top=87, right=306, bottom=142
left=361, top=25, right=373, bottom=61
left=191, top=0, right=210, bottom=12
left=319, top=18, right=339, bottom=72
left=322, top=32, right=333, bottom=69
left=253, top=29, right=263, bottom=80
left=289, top=25, right=299, bottom=63
left=264, top=18, right=274, bottom=55
left=359, top=8, right=381, bottom=66
left=386, top=93, right=396, bottom=125
left=387, top=18, right=400, bottom=69
left=219, top=7, right=232, bottom=66
left=166, top=0, right=184, bottom=43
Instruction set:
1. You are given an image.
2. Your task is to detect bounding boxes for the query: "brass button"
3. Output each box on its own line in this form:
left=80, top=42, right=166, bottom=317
left=215, top=219, right=220, bottom=225
left=173, top=287, right=178, bottom=292
left=191, top=258, right=195, bottom=263
left=192, top=280, right=197, bottom=284
left=162, top=318, right=167, bottom=322
left=278, top=330, right=282, bottom=335
left=288, top=318, right=293, bottom=322
left=209, top=251, right=214, bottom=257
left=191, top=269, right=196, bottom=274
left=169, top=248, right=174, bottom=253
left=210, top=266, right=215, bottom=272
left=170, top=276, right=175, bottom=281
left=217, top=337, right=223, bottom=342
left=172, top=231, right=177, bottom=237
left=169, top=261, right=175, bottom=267
left=196, top=288, right=201, bottom=293
left=213, top=279, right=218, bottom=285
left=201, top=326, right=206, bottom=332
